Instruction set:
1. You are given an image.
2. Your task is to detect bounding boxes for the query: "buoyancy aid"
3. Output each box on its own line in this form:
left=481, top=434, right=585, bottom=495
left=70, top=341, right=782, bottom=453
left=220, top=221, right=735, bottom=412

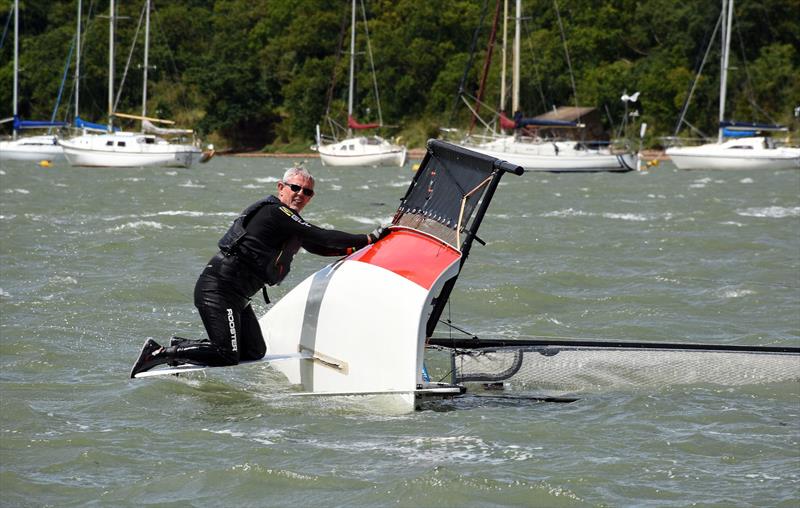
left=217, top=195, right=301, bottom=286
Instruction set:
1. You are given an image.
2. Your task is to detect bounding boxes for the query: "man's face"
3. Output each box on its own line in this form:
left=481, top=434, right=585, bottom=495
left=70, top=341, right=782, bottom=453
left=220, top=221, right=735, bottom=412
left=277, top=174, right=315, bottom=212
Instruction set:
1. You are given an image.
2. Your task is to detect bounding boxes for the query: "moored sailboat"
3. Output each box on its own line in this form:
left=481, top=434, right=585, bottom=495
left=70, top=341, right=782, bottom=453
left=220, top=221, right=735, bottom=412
left=311, top=0, right=406, bottom=168
left=0, top=0, right=67, bottom=163
left=665, top=0, right=800, bottom=170
left=59, top=0, right=200, bottom=168
left=454, top=0, right=638, bottom=173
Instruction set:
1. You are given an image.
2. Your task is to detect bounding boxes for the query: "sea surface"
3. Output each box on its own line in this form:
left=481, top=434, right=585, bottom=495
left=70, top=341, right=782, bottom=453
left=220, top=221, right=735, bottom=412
left=1, top=154, right=798, bottom=507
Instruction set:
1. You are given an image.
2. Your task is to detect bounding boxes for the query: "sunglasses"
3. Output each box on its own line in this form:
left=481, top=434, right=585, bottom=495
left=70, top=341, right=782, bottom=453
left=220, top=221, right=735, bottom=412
left=282, top=182, right=315, bottom=197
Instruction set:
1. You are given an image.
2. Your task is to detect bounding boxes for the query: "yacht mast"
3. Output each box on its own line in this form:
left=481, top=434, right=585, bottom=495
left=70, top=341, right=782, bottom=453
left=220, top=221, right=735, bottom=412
left=500, top=0, right=508, bottom=114
left=74, top=0, right=81, bottom=121
left=108, top=0, right=115, bottom=131
left=718, top=0, right=733, bottom=142
left=511, top=0, right=520, bottom=115
left=12, top=0, right=18, bottom=139
left=347, top=0, right=356, bottom=137
left=142, top=0, right=150, bottom=123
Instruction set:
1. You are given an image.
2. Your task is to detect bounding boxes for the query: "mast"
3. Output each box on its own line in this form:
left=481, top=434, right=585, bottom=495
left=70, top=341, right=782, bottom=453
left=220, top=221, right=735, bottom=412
left=718, top=0, right=733, bottom=142
left=74, top=0, right=81, bottom=121
left=512, top=0, right=520, bottom=115
left=12, top=0, right=18, bottom=139
left=108, top=0, right=115, bottom=132
left=141, top=0, right=150, bottom=124
left=346, top=0, right=356, bottom=137
left=499, top=0, right=508, bottom=114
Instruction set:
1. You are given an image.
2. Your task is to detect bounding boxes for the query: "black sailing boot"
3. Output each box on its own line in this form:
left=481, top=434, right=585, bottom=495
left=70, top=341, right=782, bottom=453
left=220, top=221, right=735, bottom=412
left=130, top=339, right=173, bottom=378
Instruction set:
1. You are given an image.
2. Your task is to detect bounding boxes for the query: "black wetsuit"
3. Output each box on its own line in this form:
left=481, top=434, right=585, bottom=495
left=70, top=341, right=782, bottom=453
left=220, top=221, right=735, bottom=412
left=176, top=195, right=370, bottom=367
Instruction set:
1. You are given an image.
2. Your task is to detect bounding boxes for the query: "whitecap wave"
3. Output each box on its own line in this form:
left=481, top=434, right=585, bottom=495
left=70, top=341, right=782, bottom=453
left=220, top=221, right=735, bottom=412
left=344, top=215, right=380, bottom=225
left=178, top=180, right=205, bottom=188
left=736, top=206, right=800, bottom=218
left=541, top=208, right=589, bottom=218
left=603, top=212, right=649, bottom=221
left=50, top=276, right=78, bottom=285
left=718, top=288, right=755, bottom=299
left=107, top=221, right=172, bottom=232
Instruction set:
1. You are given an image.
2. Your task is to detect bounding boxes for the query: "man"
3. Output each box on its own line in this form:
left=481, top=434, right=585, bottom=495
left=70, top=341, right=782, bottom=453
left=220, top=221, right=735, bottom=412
left=130, top=166, right=389, bottom=377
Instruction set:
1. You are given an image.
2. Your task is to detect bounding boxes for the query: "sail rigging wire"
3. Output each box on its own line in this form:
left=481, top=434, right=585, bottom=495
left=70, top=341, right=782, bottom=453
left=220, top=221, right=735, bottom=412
left=731, top=15, right=778, bottom=126
left=673, top=13, right=722, bottom=138
left=522, top=18, right=548, bottom=116
left=0, top=7, right=11, bottom=51
left=553, top=0, right=578, bottom=114
left=62, top=0, right=96, bottom=125
left=460, top=94, right=497, bottom=134
left=322, top=8, right=349, bottom=125
left=450, top=0, right=492, bottom=127
left=113, top=1, right=146, bottom=115
left=49, top=35, right=76, bottom=130
left=358, top=0, right=383, bottom=126
left=469, top=0, right=502, bottom=135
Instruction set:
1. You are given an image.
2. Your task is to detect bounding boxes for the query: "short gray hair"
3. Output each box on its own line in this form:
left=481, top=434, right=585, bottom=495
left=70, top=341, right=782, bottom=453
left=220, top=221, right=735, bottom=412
left=282, top=165, right=314, bottom=184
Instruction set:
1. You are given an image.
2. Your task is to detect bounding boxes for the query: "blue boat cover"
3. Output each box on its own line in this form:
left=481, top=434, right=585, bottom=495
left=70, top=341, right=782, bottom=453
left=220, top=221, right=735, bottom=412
left=722, top=128, right=756, bottom=138
left=720, top=120, right=787, bottom=132
left=74, top=116, right=116, bottom=132
left=13, top=116, right=68, bottom=130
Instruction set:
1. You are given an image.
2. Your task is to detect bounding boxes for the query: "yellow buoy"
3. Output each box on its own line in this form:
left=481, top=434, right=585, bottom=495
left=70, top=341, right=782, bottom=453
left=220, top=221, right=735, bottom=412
left=39, top=160, right=52, bottom=167
left=411, top=163, right=420, bottom=172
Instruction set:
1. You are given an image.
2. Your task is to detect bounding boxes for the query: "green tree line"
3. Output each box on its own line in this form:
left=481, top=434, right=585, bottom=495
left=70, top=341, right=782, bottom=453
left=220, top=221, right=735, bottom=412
left=1, top=0, right=798, bottom=150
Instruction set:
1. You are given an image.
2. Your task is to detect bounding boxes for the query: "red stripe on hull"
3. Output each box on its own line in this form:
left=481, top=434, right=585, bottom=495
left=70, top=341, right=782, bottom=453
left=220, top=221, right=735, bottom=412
left=348, top=229, right=461, bottom=290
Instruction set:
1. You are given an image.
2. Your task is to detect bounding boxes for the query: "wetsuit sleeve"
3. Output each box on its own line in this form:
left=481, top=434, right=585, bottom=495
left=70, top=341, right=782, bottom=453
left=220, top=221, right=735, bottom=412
left=302, top=240, right=355, bottom=257
left=273, top=205, right=370, bottom=253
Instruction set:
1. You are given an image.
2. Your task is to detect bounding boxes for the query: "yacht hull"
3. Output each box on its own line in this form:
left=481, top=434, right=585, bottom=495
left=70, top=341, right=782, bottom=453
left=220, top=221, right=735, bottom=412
left=0, top=136, right=65, bottom=162
left=666, top=138, right=800, bottom=170
left=315, top=136, right=407, bottom=167
left=464, top=138, right=636, bottom=172
left=59, top=133, right=201, bottom=168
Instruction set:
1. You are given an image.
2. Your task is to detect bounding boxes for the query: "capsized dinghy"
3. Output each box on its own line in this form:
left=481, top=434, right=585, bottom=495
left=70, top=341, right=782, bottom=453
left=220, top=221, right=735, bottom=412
left=260, top=140, right=523, bottom=411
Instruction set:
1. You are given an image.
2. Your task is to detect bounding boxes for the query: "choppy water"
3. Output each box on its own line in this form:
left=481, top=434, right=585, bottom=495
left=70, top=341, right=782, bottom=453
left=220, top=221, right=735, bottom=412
left=1, top=155, right=799, bottom=507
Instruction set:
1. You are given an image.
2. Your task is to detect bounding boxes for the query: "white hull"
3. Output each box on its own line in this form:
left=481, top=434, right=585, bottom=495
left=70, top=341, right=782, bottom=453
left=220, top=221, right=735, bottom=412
left=666, top=137, right=800, bottom=170
left=59, top=132, right=201, bottom=168
left=260, top=228, right=462, bottom=412
left=464, top=137, right=636, bottom=172
left=315, top=136, right=407, bottom=167
left=0, top=135, right=65, bottom=162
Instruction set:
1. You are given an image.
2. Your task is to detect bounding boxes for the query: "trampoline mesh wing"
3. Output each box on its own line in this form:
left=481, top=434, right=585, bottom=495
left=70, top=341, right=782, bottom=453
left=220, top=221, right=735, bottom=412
left=452, top=346, right=800, bottom=391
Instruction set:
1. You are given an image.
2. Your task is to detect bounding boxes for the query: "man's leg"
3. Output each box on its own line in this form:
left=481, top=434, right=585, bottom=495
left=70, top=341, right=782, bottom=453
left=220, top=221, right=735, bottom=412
left=239, top=303, right=266, bottom=361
